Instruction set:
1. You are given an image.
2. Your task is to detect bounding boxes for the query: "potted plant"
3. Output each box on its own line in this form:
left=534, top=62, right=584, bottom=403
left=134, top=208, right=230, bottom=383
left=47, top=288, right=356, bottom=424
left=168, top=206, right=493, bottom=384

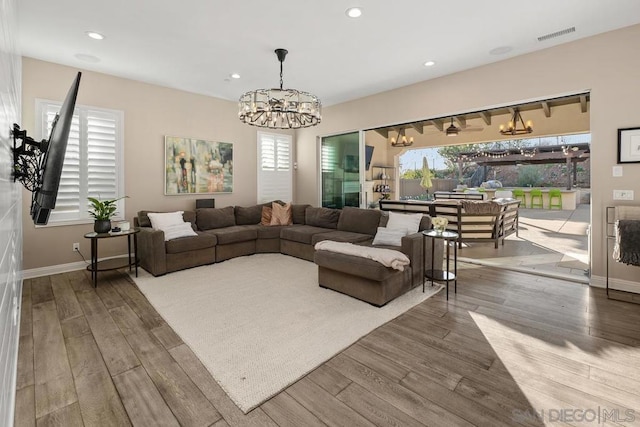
left=88, top=196, right=127, bottom=233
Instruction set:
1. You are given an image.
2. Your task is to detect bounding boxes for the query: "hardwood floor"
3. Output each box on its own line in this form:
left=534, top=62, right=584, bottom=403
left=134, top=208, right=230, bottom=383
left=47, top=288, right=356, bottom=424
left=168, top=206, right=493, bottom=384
left=14, top=262, right=640, bottom=426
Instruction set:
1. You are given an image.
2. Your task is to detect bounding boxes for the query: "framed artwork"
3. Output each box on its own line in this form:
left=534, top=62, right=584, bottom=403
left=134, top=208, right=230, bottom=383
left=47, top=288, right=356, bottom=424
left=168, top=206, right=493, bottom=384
left=617, top=127, right=640, bottom=164
left=164, top=136, right=233, bottom=195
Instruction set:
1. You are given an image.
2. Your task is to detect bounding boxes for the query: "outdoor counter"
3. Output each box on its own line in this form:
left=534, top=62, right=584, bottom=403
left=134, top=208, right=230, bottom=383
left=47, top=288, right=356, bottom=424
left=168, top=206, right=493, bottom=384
left=484, top=188, right=579, bottom=210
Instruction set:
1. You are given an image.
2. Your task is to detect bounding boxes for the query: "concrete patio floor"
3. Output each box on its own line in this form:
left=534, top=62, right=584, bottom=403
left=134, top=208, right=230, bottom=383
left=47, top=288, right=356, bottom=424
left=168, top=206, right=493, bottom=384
left=458, top=204, right=591, bottom=283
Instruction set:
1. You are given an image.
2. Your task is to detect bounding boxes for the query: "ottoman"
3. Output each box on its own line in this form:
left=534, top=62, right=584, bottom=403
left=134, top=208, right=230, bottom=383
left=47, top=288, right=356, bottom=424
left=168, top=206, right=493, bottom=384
left=313, top=250, right=413, bottom=307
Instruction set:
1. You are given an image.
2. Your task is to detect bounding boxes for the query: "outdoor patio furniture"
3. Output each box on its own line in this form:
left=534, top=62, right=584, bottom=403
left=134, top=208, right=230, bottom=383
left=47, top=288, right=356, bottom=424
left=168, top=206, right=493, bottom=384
left=512, top=189, right=526, bottom=204
left=530, top=189, right=543, bottom=208
left=549, top=189, right=562, bottom=209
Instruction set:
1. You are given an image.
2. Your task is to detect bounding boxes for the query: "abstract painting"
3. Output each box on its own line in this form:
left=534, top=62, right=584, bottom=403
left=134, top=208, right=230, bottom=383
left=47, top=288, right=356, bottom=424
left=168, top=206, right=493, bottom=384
left=165, top=136, right=233, bottom=194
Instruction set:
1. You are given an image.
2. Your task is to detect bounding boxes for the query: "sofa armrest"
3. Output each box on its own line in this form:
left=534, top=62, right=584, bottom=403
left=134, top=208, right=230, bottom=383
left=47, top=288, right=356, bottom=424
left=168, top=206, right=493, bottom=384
left=401, top=232, right=444, bottom=286
left=137, top=227, right=167, bottom=276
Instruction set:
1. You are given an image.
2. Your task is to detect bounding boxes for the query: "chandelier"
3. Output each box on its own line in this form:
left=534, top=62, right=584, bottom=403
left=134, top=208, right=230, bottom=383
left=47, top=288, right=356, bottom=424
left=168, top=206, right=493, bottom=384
left=238, top=49, right=321, bottom=129
left=499, top=108, right=533, bottom=136
left=390, top=129, right=413, bottom=147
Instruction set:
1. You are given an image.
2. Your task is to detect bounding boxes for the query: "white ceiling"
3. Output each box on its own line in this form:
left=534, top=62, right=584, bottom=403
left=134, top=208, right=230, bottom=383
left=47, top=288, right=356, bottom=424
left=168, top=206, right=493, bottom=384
left=17, top=0, right=640, bottom=107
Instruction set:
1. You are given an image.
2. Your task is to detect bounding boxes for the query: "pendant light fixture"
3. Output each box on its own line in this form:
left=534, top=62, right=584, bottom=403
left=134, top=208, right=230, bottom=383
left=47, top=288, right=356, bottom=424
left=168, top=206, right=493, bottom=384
left=499, top=108, right=533, bottom=136
left=238, top=49, right=322, bottom=129
left=445, top=118, right=460, bottom=137
left=390, top=129, right=413, bottom=147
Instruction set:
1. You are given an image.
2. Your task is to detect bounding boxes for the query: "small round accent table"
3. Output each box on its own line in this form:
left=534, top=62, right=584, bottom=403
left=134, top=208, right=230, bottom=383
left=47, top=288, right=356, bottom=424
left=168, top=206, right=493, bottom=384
left=84, top=229, right=139, bottom=288
left=422, top=229, right=458, bottom=300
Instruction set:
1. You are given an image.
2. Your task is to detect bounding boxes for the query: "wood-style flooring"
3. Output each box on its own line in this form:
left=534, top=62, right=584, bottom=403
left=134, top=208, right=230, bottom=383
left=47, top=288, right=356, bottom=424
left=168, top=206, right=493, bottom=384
left=14, top=261, right=640, bottom=426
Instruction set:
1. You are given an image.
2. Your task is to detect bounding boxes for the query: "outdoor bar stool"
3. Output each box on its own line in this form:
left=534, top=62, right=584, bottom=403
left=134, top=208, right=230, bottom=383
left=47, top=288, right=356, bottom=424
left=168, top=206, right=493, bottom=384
left=530, top=189, right=543, bottom=208
left=512, top=189, right=526, bottom=205
left=549, top=188, right=562, bottom=209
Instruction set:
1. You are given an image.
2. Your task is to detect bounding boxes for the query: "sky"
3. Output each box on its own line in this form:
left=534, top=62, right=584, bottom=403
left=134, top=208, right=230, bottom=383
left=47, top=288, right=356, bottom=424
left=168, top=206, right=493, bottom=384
left=399, top=148, right=447, bottom=172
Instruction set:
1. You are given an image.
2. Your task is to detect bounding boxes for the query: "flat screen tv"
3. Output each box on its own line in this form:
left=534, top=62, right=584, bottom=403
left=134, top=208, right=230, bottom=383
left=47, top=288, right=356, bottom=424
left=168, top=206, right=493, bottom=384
left=31, top=72, right=82, bottom=224
left=365, top=145, right=375, bottom=170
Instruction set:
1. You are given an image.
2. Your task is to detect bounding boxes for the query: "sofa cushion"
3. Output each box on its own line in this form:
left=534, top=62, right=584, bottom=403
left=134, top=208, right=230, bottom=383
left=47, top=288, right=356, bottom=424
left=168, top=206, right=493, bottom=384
left=311, top=230, right=373, bottom=245
left=165, top=232, right=217, bottom=254
left=138, top=210, right=196, bottom=229
left=337, top=206, right=381, bottom=236
left=280, top=225, right=334, bottom=245
left=197, top=206, right=236, bottom=230
left=257, top=224, right=291, bottom=239
left=235, top=204, right=265, bottom=225
left=314, top=250, right=397, bottom=282
left=291, top=204, right=311, bottom=224
left=305, top=207, right=340, bottom=229
left=205, top=225, right=258, bottom=244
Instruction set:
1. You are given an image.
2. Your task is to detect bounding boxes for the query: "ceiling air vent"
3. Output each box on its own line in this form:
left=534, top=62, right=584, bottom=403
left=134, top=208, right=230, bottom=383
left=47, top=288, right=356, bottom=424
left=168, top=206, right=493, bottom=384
left=537, top=26, right=575, bottom=42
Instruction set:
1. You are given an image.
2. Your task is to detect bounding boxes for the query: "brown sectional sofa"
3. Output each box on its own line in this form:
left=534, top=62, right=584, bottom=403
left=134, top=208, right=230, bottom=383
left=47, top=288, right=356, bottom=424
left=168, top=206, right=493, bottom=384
left=134, top=203, right=443, bottom=306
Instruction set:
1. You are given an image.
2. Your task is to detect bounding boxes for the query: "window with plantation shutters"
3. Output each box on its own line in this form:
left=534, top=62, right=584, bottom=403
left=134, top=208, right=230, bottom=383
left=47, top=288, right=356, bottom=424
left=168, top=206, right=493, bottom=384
left=257, top=132, right=292, bottom=204
left=36, top=100, right=124, bottom=225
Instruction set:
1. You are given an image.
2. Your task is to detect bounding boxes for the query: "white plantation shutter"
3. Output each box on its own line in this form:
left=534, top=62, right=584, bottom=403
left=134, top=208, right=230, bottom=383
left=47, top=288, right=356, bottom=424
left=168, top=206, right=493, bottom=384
left=37, top=100, right=124, bottom=224
left=257, top=132, right=292, bottom=204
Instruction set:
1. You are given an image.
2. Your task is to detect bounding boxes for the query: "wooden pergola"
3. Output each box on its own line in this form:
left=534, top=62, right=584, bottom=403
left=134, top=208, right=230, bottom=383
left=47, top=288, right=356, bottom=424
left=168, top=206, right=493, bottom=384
left=457, top=143, right=590, bottom=189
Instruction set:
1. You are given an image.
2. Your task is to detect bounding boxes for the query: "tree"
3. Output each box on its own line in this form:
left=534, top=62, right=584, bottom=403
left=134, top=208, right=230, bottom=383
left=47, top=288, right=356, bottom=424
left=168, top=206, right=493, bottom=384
left=516, top=165, right=542, bottom=187
left=400, top=169, right=424, bottom=180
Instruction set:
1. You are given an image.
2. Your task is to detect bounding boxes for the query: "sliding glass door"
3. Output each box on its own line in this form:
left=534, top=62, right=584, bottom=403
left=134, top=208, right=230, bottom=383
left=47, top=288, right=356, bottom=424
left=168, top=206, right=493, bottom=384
left=320, top=132, right=361, bottom=208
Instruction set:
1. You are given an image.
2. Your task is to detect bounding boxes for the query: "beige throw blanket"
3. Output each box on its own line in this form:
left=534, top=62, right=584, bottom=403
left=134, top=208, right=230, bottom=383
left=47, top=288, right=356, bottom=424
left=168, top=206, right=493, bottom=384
left=314, top=241, right=410, bottom=271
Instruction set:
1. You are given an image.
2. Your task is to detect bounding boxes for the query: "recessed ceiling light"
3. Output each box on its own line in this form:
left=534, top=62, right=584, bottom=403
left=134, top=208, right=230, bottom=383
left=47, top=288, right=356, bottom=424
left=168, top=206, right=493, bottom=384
left=345, top=7, right=362, bottom=18
left=489, top=46, right=512, bottom=55
left=74, top=53, right=100, bottom=63
left=423, top=60, right=436, bottom=67
left=85, top=31, right=105, bottom=40
left=230, top=73, right=241, bottom=79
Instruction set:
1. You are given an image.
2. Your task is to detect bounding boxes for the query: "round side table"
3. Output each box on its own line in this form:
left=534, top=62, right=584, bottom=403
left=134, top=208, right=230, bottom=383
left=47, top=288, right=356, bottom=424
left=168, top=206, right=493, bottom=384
left=422, top=229, right=458, bottom=300
left=84, top=228, right=139, bottom=288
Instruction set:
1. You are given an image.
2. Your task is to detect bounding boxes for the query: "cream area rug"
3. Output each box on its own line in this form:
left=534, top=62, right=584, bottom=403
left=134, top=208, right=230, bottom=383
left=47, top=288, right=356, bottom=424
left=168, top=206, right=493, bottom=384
left=131, top=253, right=442, bottom=413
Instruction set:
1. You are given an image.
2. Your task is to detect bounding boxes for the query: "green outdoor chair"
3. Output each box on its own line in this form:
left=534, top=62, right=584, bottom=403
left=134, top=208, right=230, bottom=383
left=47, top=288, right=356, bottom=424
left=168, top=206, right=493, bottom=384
left=512, top=189, right=526, bottom=205
left=549, top=188, right=562, bottom=209
left=530, top=189, right=543, bottom=208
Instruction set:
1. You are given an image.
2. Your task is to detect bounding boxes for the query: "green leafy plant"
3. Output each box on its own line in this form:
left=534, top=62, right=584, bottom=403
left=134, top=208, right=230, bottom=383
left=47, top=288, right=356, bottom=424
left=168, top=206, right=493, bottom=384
left=87, top=196, right=127, bottom=220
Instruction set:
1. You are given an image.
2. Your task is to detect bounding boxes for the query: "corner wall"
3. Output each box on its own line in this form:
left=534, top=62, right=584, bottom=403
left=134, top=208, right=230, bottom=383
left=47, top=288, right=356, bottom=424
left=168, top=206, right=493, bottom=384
left=0, top=0, right=22, bottom=423
left=296, top=24, right=640, bottom=286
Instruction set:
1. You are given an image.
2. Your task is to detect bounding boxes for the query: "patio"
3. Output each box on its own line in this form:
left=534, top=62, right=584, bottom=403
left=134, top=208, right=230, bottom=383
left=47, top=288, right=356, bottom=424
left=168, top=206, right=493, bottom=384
left=458, top=204, right=590, bottom=283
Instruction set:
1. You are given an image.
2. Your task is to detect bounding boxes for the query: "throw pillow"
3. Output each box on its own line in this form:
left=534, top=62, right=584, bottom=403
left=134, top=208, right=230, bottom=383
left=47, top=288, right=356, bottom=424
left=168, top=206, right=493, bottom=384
left=270, top=202, right=292, bottom=226
left=386, top=211, right=422, bottom=234
left=147, top=211, right=185, bottom=230
left=261, top=206, right=273, bottom=226
left=162, top=222, right=198, bottom=241
left=372, top=227, right=408, bottom=246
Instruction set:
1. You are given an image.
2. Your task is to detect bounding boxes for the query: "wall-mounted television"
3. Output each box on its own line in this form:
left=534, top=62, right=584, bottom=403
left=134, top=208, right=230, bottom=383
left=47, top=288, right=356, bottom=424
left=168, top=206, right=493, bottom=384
left=365, top=145, right=375, bottom=170
left=13, top=72, right=82, bottom=225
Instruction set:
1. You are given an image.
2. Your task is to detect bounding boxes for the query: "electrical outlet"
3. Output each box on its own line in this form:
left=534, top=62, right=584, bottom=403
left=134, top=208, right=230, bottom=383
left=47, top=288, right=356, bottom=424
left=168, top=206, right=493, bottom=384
left=73, top=242, right=80, bottom=251
left=613, top=190, right=634, bottom=200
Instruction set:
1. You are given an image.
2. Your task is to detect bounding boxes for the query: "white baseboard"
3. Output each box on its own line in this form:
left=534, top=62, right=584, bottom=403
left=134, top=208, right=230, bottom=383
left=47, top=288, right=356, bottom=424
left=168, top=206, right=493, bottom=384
left=21, top=255, right=127, bottom=279
left=590, top=275, right=640, bottom=293
left=21, top=261, right=87, bottom=279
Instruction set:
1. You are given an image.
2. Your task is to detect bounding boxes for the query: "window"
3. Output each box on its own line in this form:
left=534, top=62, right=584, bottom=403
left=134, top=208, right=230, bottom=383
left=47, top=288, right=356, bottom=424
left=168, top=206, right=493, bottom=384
left=257, top=132, right=292, bottom=203
left=36, top=99, right=124, bottom=225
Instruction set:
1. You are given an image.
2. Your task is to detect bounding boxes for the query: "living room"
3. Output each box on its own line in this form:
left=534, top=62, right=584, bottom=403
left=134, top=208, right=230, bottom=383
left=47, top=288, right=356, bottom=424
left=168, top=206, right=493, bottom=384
left=3, top=1, right=640, bottom=426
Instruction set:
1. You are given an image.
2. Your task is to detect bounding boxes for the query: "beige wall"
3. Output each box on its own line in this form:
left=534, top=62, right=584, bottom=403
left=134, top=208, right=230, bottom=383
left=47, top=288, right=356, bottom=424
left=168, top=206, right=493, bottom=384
left=21, top=58, right=284, bottom=270
left=297, top=24, right=640, bottom=286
